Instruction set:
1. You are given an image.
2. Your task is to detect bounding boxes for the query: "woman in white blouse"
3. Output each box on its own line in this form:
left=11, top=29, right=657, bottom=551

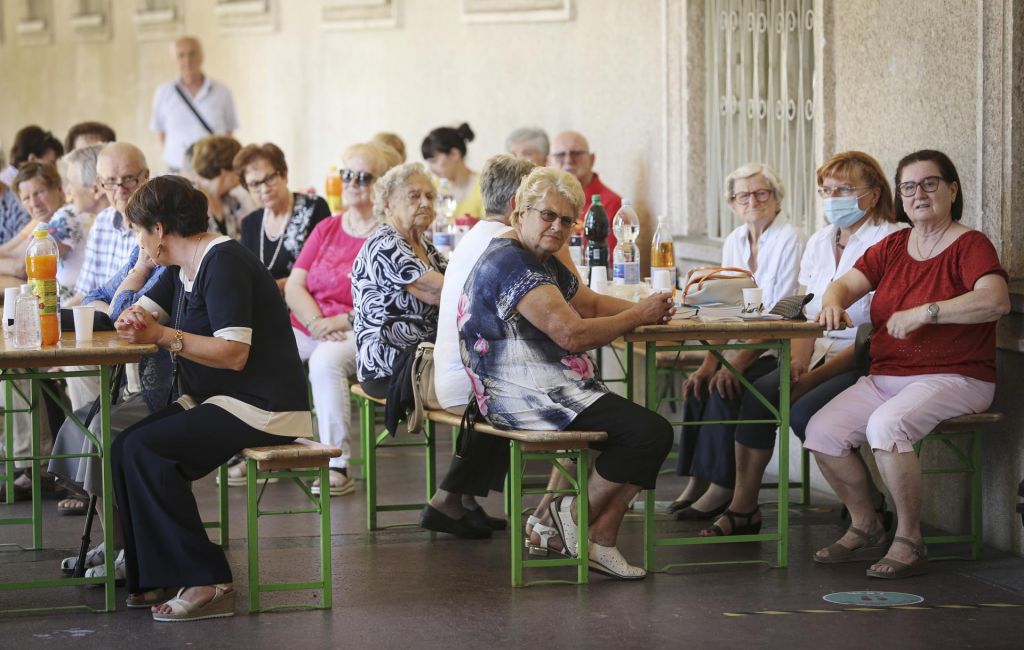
left=671, top=163, right=804, bottom=520
left=696, top=151, right=903, bottom=537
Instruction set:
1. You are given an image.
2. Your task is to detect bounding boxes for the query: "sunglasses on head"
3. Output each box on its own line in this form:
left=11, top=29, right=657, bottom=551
left=341, top=169, right=375, bottom=187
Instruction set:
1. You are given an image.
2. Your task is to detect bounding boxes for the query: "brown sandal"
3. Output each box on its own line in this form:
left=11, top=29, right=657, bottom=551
left=814, top=526, right=887, bottom=564
left=866, top=536, right=928, bottom=579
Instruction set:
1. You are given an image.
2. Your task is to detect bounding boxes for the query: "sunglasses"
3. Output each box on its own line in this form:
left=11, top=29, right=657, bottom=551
left=341, top=169, right=375, bottom=187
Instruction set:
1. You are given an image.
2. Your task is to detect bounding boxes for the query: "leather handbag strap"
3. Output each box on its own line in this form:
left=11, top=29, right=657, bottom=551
left=683, top=266, right=754, bottom=297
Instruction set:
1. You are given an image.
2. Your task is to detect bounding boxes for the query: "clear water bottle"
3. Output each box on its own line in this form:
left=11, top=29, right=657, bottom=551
left=13, top=283, right=41, bottom=349
left=612, top=199, right=641, bottom=285
left=437, top=178, right=457, bottom=221
left=432, top=179, right=457, bottom=257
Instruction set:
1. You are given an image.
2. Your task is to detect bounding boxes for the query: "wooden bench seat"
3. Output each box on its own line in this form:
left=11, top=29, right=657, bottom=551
left=350, top=383, right=385, bottom=405
left=424, top=408, right=607, bottom=449
left=241, top=438, right=341, bottom=470
left=610, top=339, right=703, bottom=369
left=931, top=412, right=1004, bottom=433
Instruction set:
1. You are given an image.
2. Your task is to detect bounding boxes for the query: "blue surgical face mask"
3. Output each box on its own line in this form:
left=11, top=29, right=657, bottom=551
left=823, top=196, right=866, bottom=228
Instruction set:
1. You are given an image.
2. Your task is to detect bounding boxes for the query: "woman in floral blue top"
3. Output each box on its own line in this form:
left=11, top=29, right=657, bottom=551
left=457, top=167, right=675, bottom=580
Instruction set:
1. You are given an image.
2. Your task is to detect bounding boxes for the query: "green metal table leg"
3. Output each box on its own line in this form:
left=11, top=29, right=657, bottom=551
left=246, top=459, right=260, bottom=612
left=97, top=365, right=116, bottom=611
left=642, top=340, right=657, bottom=571
left=777, top=339, right=790, bottom=568
left=30, top=378, right=42, bottom=550
left=424, top=419, right=436, bottom=500
left=509, top=441, right=523, bottom=586
left=319, top=465, right=332, bottom=608
left=361, top=398, right=378, bottom=530
left=625, top=341, right=634, bottom=402
left=576, top=449, right=589, bottom=584
left=800, top=448, right=810, bottom=505
left=3, top=379, right=13, bottom=504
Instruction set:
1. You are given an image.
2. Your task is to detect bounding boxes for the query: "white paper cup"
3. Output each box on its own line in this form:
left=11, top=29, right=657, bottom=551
left=3, top=286, right=19, bottom=334
left=590, top=266, right=608, bottom=294
left=743, top=287, right=764, bottom=312
left=72, top=305, right=96, bottom=342
left=651, top=268, right=673, bottom=293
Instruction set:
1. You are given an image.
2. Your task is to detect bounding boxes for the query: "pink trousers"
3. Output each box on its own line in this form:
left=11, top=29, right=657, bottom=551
left=804, top=374, right=995, bottom=457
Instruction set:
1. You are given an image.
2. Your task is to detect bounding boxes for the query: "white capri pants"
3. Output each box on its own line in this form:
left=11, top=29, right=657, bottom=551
left=804, top=373, right=995, bottom=457
left=293, top=328, right=358, bottom=470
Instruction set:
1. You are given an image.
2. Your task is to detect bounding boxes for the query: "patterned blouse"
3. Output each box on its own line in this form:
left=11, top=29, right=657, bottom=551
left=351, top=224, right=447, bottom=382
left=240, top=193, right=330, bottom=279
left=459, top=238, right=607, bottom=430
left=47, top=204, right=88, bottom=302
left=0, top=184, right=30, bottom=246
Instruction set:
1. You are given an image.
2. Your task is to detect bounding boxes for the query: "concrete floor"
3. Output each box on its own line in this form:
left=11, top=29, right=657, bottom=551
left=3, top=430, right=1024, bottom=649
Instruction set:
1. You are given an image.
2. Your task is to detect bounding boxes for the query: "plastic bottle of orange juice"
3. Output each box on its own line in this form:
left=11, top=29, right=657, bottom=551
left=325, top=165, right=343, bottom=214
left=25, top=223, right=60, bottom=346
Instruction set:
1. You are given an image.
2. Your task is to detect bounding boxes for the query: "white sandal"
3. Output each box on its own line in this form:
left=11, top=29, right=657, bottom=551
left=524, top=515, right=564, bottom=556
left=84, top=548, right=125, bottom=582
left=60, top=541, right=106, bottom=575
left=548, top=496, right=578, bottom=558
left=588, top=541, right=646, bottom=580
left=152, top=584, right=236, bottom=623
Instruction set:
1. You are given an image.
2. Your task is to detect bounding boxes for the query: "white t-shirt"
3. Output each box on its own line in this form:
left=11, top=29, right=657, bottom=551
left=799, top=219, right=904, bottom=364
left=150, top=76, right=239, bottom=171
left=433, top=220, right=511, bottom=409
left=721, top=216, right=805, bottom=311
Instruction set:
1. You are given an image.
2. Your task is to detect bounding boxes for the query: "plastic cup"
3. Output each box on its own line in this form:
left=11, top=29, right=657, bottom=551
left=590, top=266, right=608, bottom=294
left=651, top=268, right=673, bottom=293
left=72, top=305, right=96, bottom=342
left=3, top=287, right=19, bottom=335
left=742, top=287, right=764, bottom=313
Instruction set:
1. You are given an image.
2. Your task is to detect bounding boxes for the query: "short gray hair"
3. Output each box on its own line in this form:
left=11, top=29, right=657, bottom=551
left=511, top=167, right=585, bottom=226
left=505, top=127, right=549, bottom=158
left=372, top=161, right=431, bottom=223
left=724, top=162, right=785, bottom=202
left=481, top=154, right=534, bottom=216
left=62, top=143, right=106, bottom=187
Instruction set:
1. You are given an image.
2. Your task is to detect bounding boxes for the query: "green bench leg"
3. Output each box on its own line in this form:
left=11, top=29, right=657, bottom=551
left=509, top=442, right=523, bottom=586
left=424, top=419, right=437, bottom=501
left=319, top=465, right=332, bottom=608
left=359, top=396, right=378, bottom=530
left=246, top=459, right=260, bottom=612
left=575, top=449, right=589, bottom=584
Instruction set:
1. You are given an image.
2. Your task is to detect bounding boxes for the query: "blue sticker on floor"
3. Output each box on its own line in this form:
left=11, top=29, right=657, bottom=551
left=823, top=591, right=923, bottom=607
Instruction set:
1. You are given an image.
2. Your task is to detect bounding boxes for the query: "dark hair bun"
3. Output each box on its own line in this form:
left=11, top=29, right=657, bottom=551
left=456, top=123, right=475, bottom=143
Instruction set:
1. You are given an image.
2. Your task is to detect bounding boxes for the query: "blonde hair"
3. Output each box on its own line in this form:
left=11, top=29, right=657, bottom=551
left=371, top=132, right=406, bottom=163
left=344, top=141, right=402, bottom=178
left=510, top=167, right=585, bottom=226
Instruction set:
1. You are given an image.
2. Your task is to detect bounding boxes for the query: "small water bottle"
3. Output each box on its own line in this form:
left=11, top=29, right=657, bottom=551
left=13, top=283, right=41, bottom=349
left=612, top=199, right=641, bottom=285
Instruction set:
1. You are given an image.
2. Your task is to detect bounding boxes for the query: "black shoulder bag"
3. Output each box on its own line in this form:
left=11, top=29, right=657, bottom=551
left=174, top=84, right=215, bottom=135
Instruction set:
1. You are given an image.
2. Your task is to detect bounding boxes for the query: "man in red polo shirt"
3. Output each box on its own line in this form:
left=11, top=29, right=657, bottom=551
left=549, top=130, right=622, bottom=251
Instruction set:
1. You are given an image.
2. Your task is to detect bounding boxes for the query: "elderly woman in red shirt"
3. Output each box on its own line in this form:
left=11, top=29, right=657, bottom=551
left=807, top=150, right=1010, bottom=579
left=283, top=141, right=400, bottom=496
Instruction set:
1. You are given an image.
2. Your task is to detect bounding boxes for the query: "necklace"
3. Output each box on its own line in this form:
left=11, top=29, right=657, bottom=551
left=914, top=220, right=954, bottom=260
left=186, top=234, right=205, bottom=280
left=260, top=207, right=292, bottom=270
left=343, top=210, right=378, bottom=238
left=834, top=227, right=846, bottom=251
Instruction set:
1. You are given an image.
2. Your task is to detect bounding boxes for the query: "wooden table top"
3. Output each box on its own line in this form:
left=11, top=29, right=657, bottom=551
left=0, top=331, right=158, bottom=369
left=625, top=318, right=823, bottom=342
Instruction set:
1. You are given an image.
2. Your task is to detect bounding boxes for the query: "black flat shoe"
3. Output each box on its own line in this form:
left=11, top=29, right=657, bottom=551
left=420, top=505, right=492, bottom=539
left=464, top=506, right=507, bottom=531
left=665, top=499, right=694, bottom=515
left=673, top=501, right=728, bottom=521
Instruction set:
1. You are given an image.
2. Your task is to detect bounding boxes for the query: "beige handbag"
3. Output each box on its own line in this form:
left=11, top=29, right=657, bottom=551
left=682, top=266, right=756, bottom=305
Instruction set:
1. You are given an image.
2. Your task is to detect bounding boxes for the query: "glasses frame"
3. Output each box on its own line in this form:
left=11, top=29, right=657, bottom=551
left=528, top=206, right=577, bottom=229
left=897, top=176, right=945, bottom=198
left=817, top=185, right=869, bottom=199
left=730, top=188, right=774, bottom=205
left=550, top=150, right=590, bottom=162
left=246, top=171, right=282, bottom=191
left=99, top=174, right=144, bottom=191
left=341, top=169, right=375, bottom=187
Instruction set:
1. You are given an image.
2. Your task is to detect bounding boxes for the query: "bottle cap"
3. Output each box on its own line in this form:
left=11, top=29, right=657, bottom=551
left=591, top=195, right=602, bottom=204
left=20, top=284, right=32, bottom=294
left=622, top=198, right=632, bottom=206
left=33, top=223, right=49, bottom=237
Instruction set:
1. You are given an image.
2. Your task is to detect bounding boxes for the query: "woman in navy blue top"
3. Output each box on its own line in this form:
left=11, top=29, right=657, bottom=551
left=113, top=176, right=310, bottom=622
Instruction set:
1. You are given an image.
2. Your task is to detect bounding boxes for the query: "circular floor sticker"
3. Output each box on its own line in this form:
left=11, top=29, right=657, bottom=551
left=823, top=591, right=924, bottom=607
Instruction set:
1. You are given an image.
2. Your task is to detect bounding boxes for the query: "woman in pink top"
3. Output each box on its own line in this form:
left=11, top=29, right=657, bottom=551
left=284, top=141, right=401, bottom=495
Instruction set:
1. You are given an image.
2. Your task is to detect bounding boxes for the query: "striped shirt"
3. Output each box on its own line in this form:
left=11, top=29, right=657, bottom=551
left=74, top=206, right=137, bottom=296
left=0, top=184, right=30, bottom=246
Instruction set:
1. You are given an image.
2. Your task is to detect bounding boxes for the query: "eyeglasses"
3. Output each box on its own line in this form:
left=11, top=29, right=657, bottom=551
left=731, top=189, right=774, bottom=205
left=100, top=174, right=144, bottom=191
left=528, top=207, right=577, bottom=229
left=550, top=150, right=589, bottom=162
left=341, top=169, right=375, bottom=187
left=897, top=176, right=944, bottom=197
left=246, top=171, right=282, bottom=191
left=817, top=185, right=868, bottom=198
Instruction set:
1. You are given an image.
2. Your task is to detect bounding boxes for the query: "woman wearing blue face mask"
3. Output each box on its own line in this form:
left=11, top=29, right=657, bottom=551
left=698, top=150, right=903, bottom=538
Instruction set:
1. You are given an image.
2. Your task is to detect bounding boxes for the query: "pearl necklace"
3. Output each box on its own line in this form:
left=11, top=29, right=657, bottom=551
left=343, top=210, right=379, bottom=238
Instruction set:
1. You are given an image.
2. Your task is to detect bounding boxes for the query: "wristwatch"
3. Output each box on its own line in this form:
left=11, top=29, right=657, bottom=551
left=169, top=329, right=184, bottom=353
left=926, top=303, right=940, bottom=324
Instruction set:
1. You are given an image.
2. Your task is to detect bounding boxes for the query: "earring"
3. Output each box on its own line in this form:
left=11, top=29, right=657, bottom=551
left=156, top=242, right=164, bottom=259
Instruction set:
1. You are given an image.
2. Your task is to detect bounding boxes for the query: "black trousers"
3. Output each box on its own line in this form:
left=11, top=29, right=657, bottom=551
left=112, top=403, right=292, bottom=593
left=440, top=426, right=509, bottom=497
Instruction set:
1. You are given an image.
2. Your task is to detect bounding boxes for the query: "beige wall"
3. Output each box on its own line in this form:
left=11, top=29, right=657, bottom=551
left=0, top=0, right=666, bottom=249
